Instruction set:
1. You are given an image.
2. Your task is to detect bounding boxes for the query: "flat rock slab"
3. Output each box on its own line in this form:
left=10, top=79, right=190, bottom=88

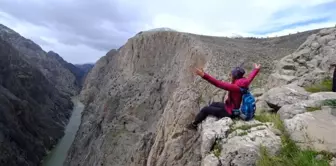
left=284, top=109, right=336, bottom=153
left=263, top=84, right=310, bottom=110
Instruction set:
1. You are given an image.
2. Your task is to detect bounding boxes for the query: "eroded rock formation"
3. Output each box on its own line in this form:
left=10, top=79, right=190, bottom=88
left=66, top=28, right=320, bottom=166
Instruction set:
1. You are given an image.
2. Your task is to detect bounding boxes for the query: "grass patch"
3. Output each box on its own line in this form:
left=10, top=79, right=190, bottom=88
left=304, top=78, right=332, bottom=93
left=234, top=123, right=264, bottom=131
left=211, top=139, right=222, bottom=157
left=306, top=106, right=322, bottom=112
left=258, top=144, right=332, bottom=166
left=254, top=113, right=284, bottom=132
left=256, top=113, right=333, bottom=166
left=237, top=131, right=248, bottom=136
left=228, top=123, right=264, bottom=134
left=322, top=99, right=336, bottom=107
left=304, top=99, right=336, bottom=112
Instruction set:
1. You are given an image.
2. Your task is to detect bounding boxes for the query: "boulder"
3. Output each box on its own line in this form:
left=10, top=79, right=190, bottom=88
left=266, top=73, right=297, bottom=90
left=256, top=100, right=273, bottom=113
left=200, top=117, right=233, bottom=157
left=277, top=92, right=336, bottom=120
left=319, top=28, right=335, bottom=36
left=277, top=104, right=308, bottom=120
left=263, top=84, right=310, bottom=111
left=202, top=154, right=220, bottom=166
left=252, top=88, right=265, bottom=98
left=219, top=120, right=281, bottom=165
left=284, top=108, right=336, bottom=154
left=200, top=118, right=281, bottom=166
left=308, top=92, right=336, bottom=101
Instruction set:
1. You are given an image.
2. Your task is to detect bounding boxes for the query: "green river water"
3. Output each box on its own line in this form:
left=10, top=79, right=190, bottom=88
left=41, top=97, right=84, bottom=166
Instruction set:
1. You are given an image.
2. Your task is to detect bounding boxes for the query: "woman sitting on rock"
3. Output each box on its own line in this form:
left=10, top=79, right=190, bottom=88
left=186, top=63, right=261, bottom=131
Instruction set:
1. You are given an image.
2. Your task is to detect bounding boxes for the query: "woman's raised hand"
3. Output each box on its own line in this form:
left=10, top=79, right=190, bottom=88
left=194, top=67, right=204, bottom=77
left=254, top=63, right=261, bottom=69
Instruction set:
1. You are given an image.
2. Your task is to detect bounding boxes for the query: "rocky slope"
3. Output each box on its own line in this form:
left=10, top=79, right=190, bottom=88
left=257, top=27, right=336, bottom=164
left=0, top=24, right=79, bottom=95
left=47, top=51, right=94, bottom=88
left=0, top=38, right=73, bottom=166
left=65, top=28, right=322, bottom=166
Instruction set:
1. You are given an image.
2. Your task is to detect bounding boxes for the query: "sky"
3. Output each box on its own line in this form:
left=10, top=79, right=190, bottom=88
left=0, top=0, right=335, bottom=64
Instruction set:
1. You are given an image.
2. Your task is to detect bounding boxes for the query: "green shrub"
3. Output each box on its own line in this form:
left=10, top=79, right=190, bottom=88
left=322, top=99, right=336, bottom=107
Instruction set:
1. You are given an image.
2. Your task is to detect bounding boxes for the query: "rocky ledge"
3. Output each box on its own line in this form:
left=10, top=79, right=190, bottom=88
left=200, top=117, right=281, bottom=166
left=201, top=27, right=336, bottom=166
left=256, top=27, right=336, bottom=166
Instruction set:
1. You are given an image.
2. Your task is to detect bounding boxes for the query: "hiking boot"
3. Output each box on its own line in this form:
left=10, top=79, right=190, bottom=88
left=186, top=123, right=198, bottom=131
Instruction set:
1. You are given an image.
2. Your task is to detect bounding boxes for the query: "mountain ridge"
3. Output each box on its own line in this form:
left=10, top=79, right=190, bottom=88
left=0, top=23, right=79, bottom=95
left=0, top=23, right=94, bottom=165
left=65, top=27, right=322, bottom=166
left=0, top=38, right=73, bottom=166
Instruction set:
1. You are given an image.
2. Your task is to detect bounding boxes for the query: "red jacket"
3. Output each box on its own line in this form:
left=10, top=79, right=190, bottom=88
left=202, top=68, right=260, bottom=115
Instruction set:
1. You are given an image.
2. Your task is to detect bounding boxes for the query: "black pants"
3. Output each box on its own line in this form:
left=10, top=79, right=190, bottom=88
left=333, top=68, right=336, bottom=92
left=193, top=102, right=231, bottom=125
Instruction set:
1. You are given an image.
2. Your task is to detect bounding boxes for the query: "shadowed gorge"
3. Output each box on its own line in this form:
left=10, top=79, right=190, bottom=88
left=0, top=24, right=93, bottom=165
left=0, top=38, right=73, bottom=165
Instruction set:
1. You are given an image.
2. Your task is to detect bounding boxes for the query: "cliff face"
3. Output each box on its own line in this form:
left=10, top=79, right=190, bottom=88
left=47, top=51, right=94, bottom=88
left=65, top=29, right=320, bottom=166
left=0, top=24, right=79, bottom=95
left=0, top=38, right=73, bottom=166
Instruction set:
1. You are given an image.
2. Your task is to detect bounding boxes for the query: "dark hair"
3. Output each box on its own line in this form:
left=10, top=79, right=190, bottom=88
left=231, top=67, right=245, bottom=79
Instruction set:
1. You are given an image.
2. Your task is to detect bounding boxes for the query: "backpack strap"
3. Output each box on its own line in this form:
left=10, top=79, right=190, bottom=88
left=239, top=87, right=249, bottom=94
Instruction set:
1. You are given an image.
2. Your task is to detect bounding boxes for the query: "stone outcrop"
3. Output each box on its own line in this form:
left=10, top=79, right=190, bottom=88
left=258, top=27, right=336, bottom=162
left=65, top=28, right=320, bottom=166
left=284, top=108, right=336, bottom=153
left=201, top=117, right=281, bottom=166
left=263, top=83, right=311, bottom=111
left=0, top=38, right=73, bottom=166
left=266, top=27, right=336, bottom=90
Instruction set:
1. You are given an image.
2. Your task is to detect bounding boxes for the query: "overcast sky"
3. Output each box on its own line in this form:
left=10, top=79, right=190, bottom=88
left=0, top=0, right=335, bottom=64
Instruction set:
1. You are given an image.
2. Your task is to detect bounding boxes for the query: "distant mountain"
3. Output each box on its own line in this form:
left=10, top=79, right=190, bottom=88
left=0, top=23, right=90, bottom=165
left=75, top=63, right=94, bottom=74
left=0, top=24, right=79, bottom=95
left=0, top=38, right=73, bottom=166
left=47, top=51, right=93, bottom=88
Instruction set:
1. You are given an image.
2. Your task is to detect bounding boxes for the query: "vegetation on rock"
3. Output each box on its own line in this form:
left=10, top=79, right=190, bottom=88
left=304, top=78, right=332, bottom=93
left=211, top=138, right=222, bottom=157
left=322, top=99, right=336, bottom=107
left=255, top=113, right=333, bottom=166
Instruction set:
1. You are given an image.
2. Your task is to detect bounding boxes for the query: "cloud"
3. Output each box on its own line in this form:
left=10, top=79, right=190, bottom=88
left=0, top=0, right=335, bottom=63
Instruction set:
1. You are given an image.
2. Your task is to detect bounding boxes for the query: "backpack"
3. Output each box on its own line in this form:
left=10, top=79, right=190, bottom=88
left=232, top=88, right=256, bottom=121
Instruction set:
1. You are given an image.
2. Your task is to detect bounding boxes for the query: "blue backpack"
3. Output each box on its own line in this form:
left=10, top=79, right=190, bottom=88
left=232, top=88, right=256, bottom=121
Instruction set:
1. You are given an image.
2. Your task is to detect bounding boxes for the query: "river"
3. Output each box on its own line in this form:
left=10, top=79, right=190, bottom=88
left=41, top=97, right=84, bottom=166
